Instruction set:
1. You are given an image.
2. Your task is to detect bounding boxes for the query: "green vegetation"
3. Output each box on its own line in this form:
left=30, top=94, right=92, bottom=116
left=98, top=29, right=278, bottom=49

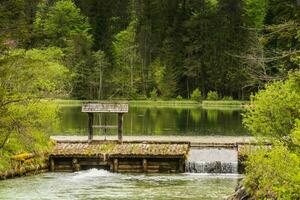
left=0, top=48, right=67, bottom=172
left=0, top=0, right=299, bottom=195
left=202, top=100, right=248, bottom=107
left=1, top=0, right=299, bottom=101
left=242, top=70, right=300, bottom=199
left=190, top=89, right=202, bottom=102
left=206, top=91, right=219, bottom=100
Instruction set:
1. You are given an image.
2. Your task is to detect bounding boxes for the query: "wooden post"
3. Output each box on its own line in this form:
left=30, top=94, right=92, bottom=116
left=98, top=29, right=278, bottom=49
left=118, top=113, right=123, bottom=142
left=72, top=158, right=80, bottom=172
left=113, top=158, right=118, bottom=172
left=50, top=158, right=55, bottom=172
left=143, top=159, right=148, bottom=172
left=179, top=158, right=184, bottom=173
left=88, top=113, right=94, bottom=141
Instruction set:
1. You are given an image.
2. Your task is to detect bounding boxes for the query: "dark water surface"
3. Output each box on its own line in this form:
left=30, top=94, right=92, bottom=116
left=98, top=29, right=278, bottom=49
left=53, top=105, right=248, bottom=136
left=0, top=169, right=242, bottom=200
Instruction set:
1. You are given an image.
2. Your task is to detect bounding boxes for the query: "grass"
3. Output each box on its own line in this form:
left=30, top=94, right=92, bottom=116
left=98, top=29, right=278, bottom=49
left=49, top=99, right=249, bottom=109
left=202, top=100, right=249, bottom=107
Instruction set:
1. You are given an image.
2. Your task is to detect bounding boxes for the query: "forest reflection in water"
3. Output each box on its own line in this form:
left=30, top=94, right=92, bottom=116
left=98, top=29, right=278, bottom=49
left=53, top=104, right=248, bottom=136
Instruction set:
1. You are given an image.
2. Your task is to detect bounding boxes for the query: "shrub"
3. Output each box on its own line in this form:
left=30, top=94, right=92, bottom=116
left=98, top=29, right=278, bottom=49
left=243, top=70, right=300, bottom=143
left=176, top=95, right=183, bottom=100
left=242, top=70, right=300, bottom=199
left=150, top=88, right=158, bottom=100
left=206, top=91, right=219, bottom=100
left=190, top=88, right=202, bottom=102
left=222, top=96, right=233, bottom=100
left=244, top=145, right=300, bottom=199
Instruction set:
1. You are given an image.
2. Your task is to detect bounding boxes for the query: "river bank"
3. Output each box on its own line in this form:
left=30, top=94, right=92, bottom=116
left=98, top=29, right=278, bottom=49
left=52, top=99, right=248, bottom=108
left=0, top=153, right=49, bottom=180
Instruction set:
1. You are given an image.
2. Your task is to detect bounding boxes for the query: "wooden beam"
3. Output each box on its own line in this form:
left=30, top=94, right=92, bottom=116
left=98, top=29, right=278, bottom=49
left=82, top=103, right=128, bottom=113
left=50, top=158, right=55, bottom=172
left=118, top=113, right=123, bottom=142
left=143, top=159, right=147, bottom=172
left=88, top=113, right=94, bottom=140
left=113, top=158, right=118, bottom=172
left=92, top=125, right=118, bottom=129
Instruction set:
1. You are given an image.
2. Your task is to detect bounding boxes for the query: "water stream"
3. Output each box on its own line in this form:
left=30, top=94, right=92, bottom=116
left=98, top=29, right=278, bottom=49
left=0, top=169, right=242, bottom=200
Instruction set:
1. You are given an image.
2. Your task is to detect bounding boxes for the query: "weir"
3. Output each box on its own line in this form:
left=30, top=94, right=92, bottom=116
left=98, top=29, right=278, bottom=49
left=185, top=148, right=238, bottom=173
left=48, top=103, right=257, bottom=174
left=49, top=141, right=189, bottom=173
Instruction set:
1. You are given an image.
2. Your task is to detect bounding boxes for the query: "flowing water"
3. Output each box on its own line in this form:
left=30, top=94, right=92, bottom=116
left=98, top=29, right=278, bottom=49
left=0, top=169, right=242, bottom=200
left=53, top=104, right=248, bottom=136
left=186, top=148, right=238, bottom=173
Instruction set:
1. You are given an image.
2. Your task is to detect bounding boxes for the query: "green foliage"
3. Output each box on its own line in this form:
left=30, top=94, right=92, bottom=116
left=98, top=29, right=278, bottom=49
left=150, top=89, right=158, bottom=101
left=244, top=145, right=300, bottom=199
left=243, top=70, right=300, bottom=144
left=0, top=48, right=68, bottom=171
left=112, top=18, right=142, bottom=98
left=244, top=0, right=267, bottom=28
left=206, top=91, right=219, bottom=100
left=34, top=0, right=91, bottom=47
left=243, top=70, right=300, bottom=199
left=222, top=96, right=233, bottom=101
left=176, top=95, right=183, bottom=101
left=190, top=89, right=202, bottom=102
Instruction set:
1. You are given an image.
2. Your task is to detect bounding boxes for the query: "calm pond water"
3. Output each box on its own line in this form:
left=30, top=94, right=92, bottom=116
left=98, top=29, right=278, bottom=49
left=53, top=105, right=248, bottom=136
left=0, top=169, right=242, bottom=200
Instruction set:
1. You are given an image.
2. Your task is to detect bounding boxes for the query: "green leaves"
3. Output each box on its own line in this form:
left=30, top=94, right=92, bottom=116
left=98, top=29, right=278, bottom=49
left=0, top=48, right=68, bottom=167
left=244, top=145, right=300, bottom=199
left=243, top=70, right=300, bottom=143
left=243, top=70, right=300, bottom=199
left=34, top=0, right=91, bottom=48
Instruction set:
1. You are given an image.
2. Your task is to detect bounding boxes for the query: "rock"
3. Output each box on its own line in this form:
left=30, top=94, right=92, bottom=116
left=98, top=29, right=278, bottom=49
left=227, top=181, right=251, bottom=200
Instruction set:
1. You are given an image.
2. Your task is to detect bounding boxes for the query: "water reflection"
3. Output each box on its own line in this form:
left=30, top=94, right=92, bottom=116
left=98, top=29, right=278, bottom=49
left=53, top=105, right=248, bottom=136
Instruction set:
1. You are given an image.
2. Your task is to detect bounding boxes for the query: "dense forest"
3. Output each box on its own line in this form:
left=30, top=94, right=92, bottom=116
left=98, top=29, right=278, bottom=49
left=0, top=0, right=299, bottom=100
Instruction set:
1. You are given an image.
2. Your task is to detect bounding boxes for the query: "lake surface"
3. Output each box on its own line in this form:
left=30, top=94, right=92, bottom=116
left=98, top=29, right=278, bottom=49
left=53, top=104, right=248, bottom=136
left=0, top=169, right=242, bottom=200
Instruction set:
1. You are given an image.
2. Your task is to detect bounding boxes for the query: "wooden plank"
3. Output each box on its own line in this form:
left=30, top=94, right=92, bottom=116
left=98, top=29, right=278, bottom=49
left=117, top=169, right=144, bottom=173
left=118, top=165, right=142, bottom=170
left=92, top=125, right=118, bottom=129
left=82, top=103, right=128, bottom=113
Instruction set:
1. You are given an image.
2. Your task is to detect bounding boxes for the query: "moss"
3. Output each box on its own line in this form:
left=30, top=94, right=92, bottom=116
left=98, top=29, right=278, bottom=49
left=52, top=142, right=190, bottom=157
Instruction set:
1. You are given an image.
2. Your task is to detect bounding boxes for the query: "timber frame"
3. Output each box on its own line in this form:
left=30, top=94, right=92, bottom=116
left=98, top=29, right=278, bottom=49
left=82, top=103, right=128, bottom=142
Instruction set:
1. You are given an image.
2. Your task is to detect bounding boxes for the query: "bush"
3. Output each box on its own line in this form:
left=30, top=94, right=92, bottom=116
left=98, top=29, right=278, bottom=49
left=243, top=70, right=300, bottom=143
left=222, top=96, right=233, bottom=100
left=190, top=88, right=202, bottom=102
left=150, top=88, right=158, bottom=100
left=242, top=70, right=300, bottom=199
left=244, top=146, right=300, bottom=199
left=206, top=91, right=219, bottom=100
left=176, top=95, right=183, bottom=101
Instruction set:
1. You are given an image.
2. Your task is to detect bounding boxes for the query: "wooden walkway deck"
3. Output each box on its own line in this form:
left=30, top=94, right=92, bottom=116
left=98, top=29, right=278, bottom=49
left=49, top=140, right=189, bottom=173
left=51, top=135, right=257, bottom=148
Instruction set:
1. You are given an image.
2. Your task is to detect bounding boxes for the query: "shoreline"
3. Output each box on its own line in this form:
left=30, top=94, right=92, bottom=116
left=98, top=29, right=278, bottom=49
left=0, top=154, right=49, bottom=180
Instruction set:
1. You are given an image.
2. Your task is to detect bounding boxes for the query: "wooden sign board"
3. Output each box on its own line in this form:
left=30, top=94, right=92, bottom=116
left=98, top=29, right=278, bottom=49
left=82, top=103, right=128, bottom=113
